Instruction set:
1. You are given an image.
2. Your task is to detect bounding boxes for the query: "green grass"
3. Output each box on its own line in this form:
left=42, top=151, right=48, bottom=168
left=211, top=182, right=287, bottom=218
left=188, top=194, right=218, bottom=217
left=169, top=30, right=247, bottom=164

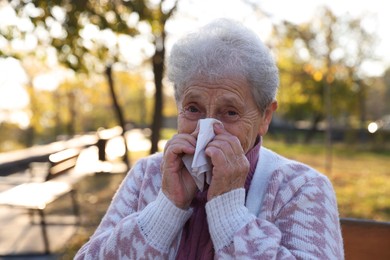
left=263, top=136, right=390, bottom=221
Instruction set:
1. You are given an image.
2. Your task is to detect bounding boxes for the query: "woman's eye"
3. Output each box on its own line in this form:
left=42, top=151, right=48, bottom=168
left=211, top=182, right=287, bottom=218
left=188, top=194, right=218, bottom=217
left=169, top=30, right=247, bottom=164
left=221, top=110, right=239, bottom=122
left=227, top=111, right=237, bottom=116
left=188, top=106, right=199, bottom=113
left=182, top=105, right=203, bottom=120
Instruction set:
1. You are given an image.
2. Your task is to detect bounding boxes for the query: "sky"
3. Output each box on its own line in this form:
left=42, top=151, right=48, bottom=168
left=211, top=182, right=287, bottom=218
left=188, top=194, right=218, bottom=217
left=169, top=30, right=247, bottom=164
left=0, top=0, right=389, bottom=128
left=176, top=0, right=390, bottom=61
left=264, top=0, right=390, bottom=68
left=170, top=0, right=390, bottom=69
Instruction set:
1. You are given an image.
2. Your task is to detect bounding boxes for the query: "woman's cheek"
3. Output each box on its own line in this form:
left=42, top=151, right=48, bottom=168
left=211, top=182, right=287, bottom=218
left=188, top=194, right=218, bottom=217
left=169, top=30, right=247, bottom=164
left=226, top=121, right=255, bottom=153
left=177, top=116, right=197, bottom=134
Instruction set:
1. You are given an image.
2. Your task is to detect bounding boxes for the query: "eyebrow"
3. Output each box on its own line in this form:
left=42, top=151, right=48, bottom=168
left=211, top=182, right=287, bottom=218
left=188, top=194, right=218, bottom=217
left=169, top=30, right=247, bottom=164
left=183, top=92, right=203, bottom=102
left=216, top=95, right=243, bottom=105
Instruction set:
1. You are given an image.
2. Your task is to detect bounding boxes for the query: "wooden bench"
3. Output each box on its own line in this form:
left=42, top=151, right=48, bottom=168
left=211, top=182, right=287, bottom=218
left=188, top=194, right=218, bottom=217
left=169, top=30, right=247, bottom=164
left=0, top=148, right=82, bottom=254
left=341, top=218, right=390, bottom=259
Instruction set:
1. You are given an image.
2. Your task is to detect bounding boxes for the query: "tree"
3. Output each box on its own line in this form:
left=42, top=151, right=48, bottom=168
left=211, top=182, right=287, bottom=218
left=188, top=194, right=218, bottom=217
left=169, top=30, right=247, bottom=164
left=273, top=7, right=377, bottom=142
left=381, top=68, right=390, bottom=116
left=27, top=0, right=179, bottom=155
left=5, top=0, right=179, bottom=164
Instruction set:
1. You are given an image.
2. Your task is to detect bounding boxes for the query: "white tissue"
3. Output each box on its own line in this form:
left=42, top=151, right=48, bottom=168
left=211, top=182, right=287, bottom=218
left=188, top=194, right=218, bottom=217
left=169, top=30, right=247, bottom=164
left=182, top=118, right=221, bottom=191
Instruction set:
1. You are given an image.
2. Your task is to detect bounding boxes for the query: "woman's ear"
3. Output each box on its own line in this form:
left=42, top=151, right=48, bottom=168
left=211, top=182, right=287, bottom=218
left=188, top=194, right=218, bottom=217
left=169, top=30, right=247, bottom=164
left=258, top=101, right=278, bottom=136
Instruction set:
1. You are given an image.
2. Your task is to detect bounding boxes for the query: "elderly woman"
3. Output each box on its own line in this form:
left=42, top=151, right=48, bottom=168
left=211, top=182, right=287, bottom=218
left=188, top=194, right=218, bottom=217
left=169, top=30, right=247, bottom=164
left=76, top=19, right=344, bottom=259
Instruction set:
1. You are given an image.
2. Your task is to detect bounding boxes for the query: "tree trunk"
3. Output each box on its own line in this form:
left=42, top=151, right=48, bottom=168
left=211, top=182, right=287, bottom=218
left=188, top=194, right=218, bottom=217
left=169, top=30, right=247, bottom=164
left=105, top=65, right=130, bottom=169
left=25, top=82, right=36, bottom=147
left=148, top=1, right=178, bottom=154
left=66, top=90, right=76, bottom=136
left=304, top=113, right=323, bottom=143
left=150, top=33, right=165, bottom=154
left=357, top=80, right=367, bottom=142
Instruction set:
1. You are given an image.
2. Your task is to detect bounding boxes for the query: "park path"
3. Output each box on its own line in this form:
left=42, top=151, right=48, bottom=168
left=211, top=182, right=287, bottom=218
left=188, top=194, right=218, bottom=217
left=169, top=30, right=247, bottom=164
left=0, top=144, right=127, bottom=258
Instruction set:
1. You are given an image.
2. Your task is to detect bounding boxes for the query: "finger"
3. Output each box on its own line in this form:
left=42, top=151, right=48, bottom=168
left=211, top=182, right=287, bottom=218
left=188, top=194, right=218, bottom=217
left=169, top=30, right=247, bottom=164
left=211, top=132, right=244, bottom=155
left=213, top=121, right=227, bottom=135
left=165, top=133, right=197, bottom=149
left=164, top=134, right=197, bottom=157
left=205, top=134, right=246, bottom=173
left=205, top=145, right=228, bottom=167
left=206, top=138, right=235, bottom=161
left=206, top=143, right=249, bottom=180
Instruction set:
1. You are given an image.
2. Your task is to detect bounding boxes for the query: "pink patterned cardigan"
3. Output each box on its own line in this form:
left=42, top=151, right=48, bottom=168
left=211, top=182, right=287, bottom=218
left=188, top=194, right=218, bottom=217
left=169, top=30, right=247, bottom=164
left=75, top=147, right=344, bottom=259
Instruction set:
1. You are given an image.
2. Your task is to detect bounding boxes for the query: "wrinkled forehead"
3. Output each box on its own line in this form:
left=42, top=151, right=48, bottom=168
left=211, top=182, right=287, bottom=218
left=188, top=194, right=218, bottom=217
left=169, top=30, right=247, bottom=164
left=176, top=71, right=249, bottom=97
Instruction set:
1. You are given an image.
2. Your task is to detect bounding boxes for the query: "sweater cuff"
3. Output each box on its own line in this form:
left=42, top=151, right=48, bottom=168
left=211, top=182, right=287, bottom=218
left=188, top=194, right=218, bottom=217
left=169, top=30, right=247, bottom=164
left=137, top=190, right=193, bottom=252
left=206, top=188, right=252, bottom=250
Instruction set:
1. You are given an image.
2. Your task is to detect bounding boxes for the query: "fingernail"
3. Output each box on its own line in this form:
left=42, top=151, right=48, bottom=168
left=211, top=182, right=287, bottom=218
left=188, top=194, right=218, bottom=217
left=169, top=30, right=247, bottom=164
left=214, top=122, right=223, bottom=129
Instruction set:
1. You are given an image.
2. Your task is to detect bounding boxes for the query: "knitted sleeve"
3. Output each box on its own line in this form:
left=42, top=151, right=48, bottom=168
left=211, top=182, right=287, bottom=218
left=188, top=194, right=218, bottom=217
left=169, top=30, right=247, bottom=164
left=74, top=155, right=192, bottom=259
left=207, top=163, right=344, bottom=259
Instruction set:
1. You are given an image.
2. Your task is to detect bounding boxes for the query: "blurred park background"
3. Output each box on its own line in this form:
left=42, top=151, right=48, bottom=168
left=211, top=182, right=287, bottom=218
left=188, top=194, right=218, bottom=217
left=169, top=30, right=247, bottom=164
left=0, top=0, right=389, bottom=258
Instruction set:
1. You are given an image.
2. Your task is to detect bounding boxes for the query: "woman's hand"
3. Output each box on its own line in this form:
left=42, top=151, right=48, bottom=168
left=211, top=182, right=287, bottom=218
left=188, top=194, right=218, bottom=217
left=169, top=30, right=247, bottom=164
left=205, top=123, right=250, bottom=201
left=161, top=133, right=198, bottom=209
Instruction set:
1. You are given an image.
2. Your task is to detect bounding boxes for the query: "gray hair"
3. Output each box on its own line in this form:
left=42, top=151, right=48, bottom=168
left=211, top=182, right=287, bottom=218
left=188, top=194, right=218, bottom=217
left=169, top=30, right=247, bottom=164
left=167, top=18, right=279, bottom=112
